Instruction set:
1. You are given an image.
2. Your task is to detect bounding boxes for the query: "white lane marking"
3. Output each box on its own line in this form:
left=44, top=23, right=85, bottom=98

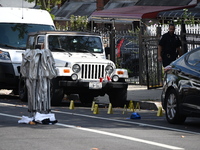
left=0, top=102, right=200, bottom=135
left=57, top=122, right=184, bottom=150
left=0, top=112, right=21, bottom=119
left=52, top=110, right=200, bottom=135
left=0, top=112, right=184, bottom=150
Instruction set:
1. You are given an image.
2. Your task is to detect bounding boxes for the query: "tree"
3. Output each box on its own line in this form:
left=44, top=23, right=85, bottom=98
left=70, top=15, right=89, bottom=31
left=25, top=0, right=62, bottom=11
left=25, top=0, right=63, bottom=19
left=25, top=0, right=89, bottom=31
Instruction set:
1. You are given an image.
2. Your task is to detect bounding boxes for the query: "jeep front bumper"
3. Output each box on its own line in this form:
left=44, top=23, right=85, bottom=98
left=59, top=80, right=128, bottom=90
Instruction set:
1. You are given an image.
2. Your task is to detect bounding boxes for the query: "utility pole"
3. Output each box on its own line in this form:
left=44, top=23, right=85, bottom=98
left=109, top=18, right=116, bottom=64
left=109, top=28, right=116, bottom=63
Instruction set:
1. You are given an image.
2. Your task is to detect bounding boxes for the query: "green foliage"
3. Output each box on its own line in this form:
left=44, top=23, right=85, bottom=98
left=69, top=15, right=89, bottom=31
left=24, top=0, right=60, bottom=20
left=24, top=0, right=61, bottom=11
left=55, top=15, right=89, bottom=31
left=169, top=8, right=196, bottom=25
left=128, top=27, right=140, bottom=34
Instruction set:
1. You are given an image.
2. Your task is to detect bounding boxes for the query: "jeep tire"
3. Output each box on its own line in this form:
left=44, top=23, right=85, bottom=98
left=79, top=93, right=94, bottom=105
left=108, top=88, right=127, bottom=107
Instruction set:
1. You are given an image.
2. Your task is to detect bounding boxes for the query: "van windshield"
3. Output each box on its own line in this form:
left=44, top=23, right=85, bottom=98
left=0, top=23, right=55, bottom=50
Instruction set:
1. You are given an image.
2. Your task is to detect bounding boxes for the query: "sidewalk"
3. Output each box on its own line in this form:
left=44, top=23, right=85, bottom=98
left=127, top=85, right=162, bottom=110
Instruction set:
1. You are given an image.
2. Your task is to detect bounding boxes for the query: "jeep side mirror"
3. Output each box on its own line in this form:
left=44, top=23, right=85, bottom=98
left=35, top=44, right=42, bottom=49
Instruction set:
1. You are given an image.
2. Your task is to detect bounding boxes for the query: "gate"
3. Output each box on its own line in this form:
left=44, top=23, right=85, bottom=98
left=98, top=26, right=163, bottom=88
left=139, top=25, right=163, bottom=89
left=100, top=30, right=140, bottom=84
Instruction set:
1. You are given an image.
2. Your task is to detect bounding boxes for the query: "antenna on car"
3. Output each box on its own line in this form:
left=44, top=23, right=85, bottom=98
left=21, top=0, right=24, bottom=19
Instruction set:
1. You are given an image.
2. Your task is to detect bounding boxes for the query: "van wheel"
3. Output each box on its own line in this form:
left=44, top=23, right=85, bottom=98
left=12, top=89, right=19, bottom=95
left=19, top=77, right=28, bottom=102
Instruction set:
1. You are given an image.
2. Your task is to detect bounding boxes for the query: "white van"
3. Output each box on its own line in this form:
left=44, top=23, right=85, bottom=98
left=0, top=7, right=55, bottom=93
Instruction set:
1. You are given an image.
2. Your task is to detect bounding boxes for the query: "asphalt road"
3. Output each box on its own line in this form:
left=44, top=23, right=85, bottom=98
left=0, top=94, right=200, bottom=150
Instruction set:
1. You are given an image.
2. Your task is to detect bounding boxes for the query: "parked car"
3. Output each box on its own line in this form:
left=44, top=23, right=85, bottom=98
left=161, top=47, right=200, bottom=124
left=116, top=38, right=139, bottom=77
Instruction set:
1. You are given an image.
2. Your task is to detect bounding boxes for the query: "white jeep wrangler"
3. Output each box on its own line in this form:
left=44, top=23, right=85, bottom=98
left=19, top=31, right=128, bottom=107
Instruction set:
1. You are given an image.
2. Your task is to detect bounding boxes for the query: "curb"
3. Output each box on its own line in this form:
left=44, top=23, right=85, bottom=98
left=127, top=85, right=162, bottom=110
left=138, top=101, right=162, bottom=110
left=127, top=100, right=162, bottom=111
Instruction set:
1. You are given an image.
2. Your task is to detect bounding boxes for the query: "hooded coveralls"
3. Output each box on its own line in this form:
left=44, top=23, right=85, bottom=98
left=21, top=49, right=57, bottom=115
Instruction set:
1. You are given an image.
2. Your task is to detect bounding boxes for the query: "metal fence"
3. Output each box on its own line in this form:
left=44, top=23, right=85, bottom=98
left=99, top=30, right=140, bottom=84
left=162, top=24, right=200, bottom=51
left=60, top=23, right=200, bottom=87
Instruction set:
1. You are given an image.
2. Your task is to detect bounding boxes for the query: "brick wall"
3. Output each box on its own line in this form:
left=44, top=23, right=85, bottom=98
left=96, top=0, right=109, bottom=11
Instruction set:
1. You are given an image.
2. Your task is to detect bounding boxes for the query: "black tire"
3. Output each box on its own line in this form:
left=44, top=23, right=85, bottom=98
left=50, top=78, right=64, bottom=106
left=79, top=93, right=94, bottom=105
left=108, top=88, right=127, bottom=107
left=164, top=89, right=186, bottom=124
left=19, top=77, right=28, bottom=102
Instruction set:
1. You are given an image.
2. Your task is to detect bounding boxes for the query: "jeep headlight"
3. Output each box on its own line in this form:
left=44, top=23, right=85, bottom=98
left=72, top=64, right=80, bottom=73
left=105, top=65, right=114, bottom=75
left=71, top=73, right=78, bottom=80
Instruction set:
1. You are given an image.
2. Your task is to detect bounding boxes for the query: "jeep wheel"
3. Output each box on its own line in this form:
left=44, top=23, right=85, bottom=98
left=108, top=88, right=127, bottom=107
left=50, top=79, right=64, bottom=106
left=79, top=93, right=94, bottom=105
left=19, top=77, right=28, bottom=102
left=165, top=89, right=186, bottom=124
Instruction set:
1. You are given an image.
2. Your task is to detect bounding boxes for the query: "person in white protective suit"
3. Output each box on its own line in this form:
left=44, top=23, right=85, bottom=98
left=20, top=44, right=57, bottom=117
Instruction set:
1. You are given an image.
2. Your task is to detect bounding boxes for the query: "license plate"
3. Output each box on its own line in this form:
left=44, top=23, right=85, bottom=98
left=89, top=82, right=102, bottom=89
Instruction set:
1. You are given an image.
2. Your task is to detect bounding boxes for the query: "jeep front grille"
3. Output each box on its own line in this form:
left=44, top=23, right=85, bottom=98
left=81, top=64, right=105, bottom=79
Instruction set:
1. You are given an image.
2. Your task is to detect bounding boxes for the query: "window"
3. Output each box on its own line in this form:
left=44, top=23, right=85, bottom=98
left=187, top=49, right=200, bottom=67
left=27, top=36, right=35, bottom=49
left=0, top=23, right=54, bottom=49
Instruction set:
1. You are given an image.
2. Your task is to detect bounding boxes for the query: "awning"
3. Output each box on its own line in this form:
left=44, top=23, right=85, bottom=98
left=53, top=2, right=97, bottom=21
left=52, top=1, right=138, bottom=21
left=158, top=4, right=200, bottom=19
left=90, top=5, right=196, bottom=23
left=136, top=0, right=193, bottom=6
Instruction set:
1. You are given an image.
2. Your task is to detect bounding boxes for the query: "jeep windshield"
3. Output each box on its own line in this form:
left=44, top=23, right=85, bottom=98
left=0, top=23, right=55, bottom=50
left=48, top=35, right=103, bottom=53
